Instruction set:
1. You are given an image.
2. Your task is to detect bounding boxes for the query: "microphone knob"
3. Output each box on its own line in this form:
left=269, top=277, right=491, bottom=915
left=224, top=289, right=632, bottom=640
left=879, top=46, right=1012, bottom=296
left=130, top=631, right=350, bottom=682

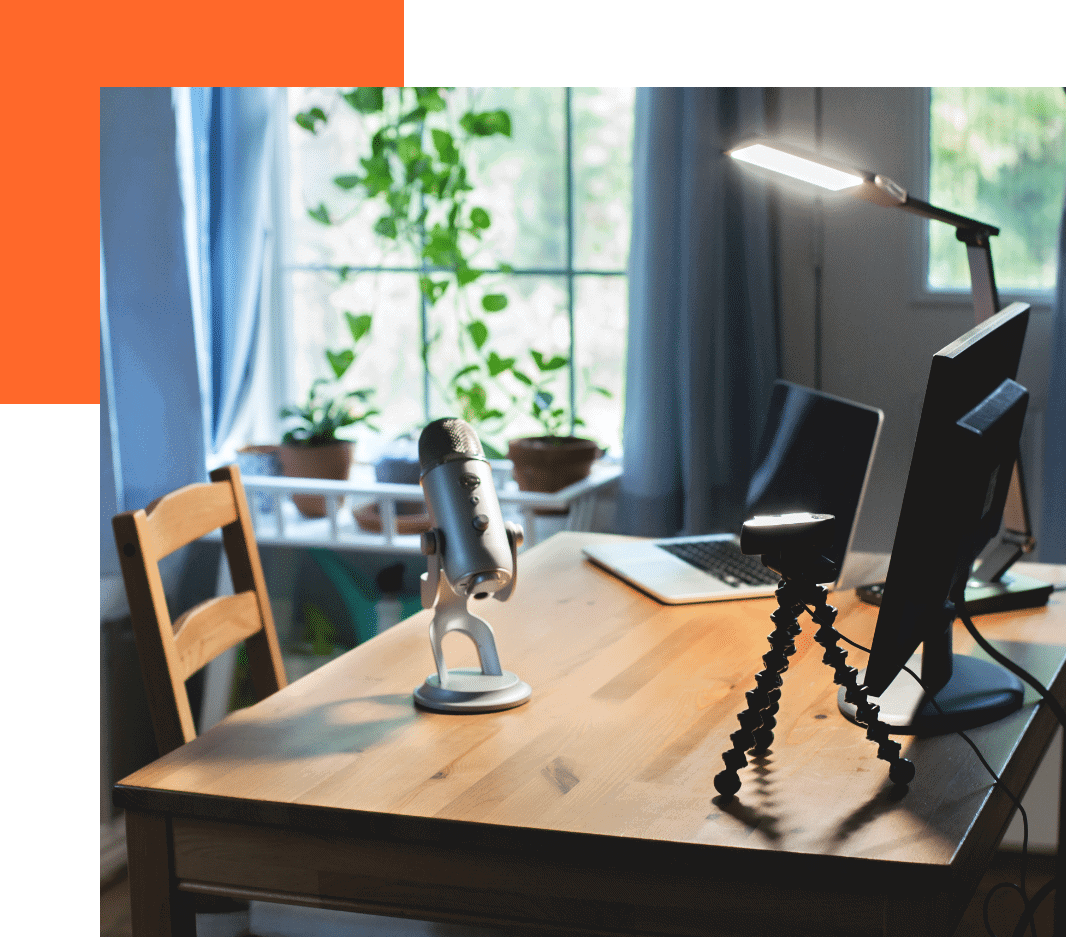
left=421, top=529, right=439, bottom=556
left=472, top=514, right=490, bottom=532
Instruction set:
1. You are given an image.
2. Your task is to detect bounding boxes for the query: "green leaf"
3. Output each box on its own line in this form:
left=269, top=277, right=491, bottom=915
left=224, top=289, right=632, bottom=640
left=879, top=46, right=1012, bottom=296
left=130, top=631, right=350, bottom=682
left=511, top=369, right=533, bottom=386
left=456, top=264, right=482, bottom=287
left=396, top=134, right=423, bottom=165
left=398, top=105, right=428, bottom=126
left=419, top=276, right=449, bottom=304
left=470, top=207, right=491, bottom=230
left=360, top=153, right=392, bottom=195
left=487, top=352, right=515, bottom=377
left=333, top=174, right=361, bottom=190
left=591, top=385, right=613, bottom=398
left=308, top=204, right=331, bottom=225
left=452, top=363, right=481, bottom=382
left=532, top=350, right=568, bottom=371
left=498, top=262, right=514, bottom=273
left=342, top=87, right=385, bottom=114
left=481, top=293, right=508, bottom=313
left=345, top=312, right=372, bottom=344
left=467, top=320, right=488, bottom=350
left=534, top=390, right=554, bottom=410
left=423, top=223, right=463, bottom=269
left=326, top=349, right=354, bottom=380
left=414, top=87, right=447, bottom=112
left=374, top=215, right=398, bottom=239
left=294, top=107, right=327, bottom=134
left=431, top=128, right=459, bottom=164
left=460, top=109, right=512, bottom=137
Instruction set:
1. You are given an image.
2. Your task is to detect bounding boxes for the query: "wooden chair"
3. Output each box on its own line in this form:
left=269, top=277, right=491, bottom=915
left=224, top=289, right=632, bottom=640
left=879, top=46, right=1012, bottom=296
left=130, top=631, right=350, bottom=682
left=111, top=463, right=287, bottom=756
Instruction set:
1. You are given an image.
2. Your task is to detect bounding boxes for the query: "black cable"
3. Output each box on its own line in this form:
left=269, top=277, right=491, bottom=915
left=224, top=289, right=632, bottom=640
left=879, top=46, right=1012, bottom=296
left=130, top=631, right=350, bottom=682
left=950, top=583, right=1066, bottom=730
left=822, top=611, right=1049, bottom=937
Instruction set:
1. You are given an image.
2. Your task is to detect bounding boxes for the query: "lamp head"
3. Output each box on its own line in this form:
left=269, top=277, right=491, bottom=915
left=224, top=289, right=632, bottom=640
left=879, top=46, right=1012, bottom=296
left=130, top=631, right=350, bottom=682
left=727, top=138, right=910, bottom=209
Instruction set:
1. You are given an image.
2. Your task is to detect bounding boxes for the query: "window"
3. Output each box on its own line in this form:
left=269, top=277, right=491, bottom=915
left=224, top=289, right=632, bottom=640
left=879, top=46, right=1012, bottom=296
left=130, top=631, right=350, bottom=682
left=927, top=87, right=1065, bottom=296
left=285, top=88, right=634, bottom=459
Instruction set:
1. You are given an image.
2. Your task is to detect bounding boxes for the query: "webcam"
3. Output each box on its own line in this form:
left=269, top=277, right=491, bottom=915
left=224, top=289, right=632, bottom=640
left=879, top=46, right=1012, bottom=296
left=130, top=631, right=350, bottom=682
left=740, top=512, right=837, bottom=583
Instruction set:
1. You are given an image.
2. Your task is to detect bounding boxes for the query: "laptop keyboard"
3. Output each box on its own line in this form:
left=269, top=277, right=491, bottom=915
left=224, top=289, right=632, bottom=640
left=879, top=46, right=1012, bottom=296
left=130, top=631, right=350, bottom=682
left=658, top=539, right=781, bottom=587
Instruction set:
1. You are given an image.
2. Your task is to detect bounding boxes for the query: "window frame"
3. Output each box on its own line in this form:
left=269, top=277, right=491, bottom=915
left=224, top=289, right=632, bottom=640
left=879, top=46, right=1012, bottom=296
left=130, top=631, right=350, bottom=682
left=281, top=87, right=631, bottom=450
left=911, top=86, right=1058, bottom=315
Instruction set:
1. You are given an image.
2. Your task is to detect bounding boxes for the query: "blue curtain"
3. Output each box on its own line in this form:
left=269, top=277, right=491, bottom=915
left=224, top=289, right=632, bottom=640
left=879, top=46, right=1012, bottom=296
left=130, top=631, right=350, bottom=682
left=618, top=88, right=779, bottom=537
left=100, top=88, right=210, bottom=521
left=100, top=87, right=279, bottom=575
left=204, top=88, right=279, bottom=454
left=1039, top=145, right=1066, bottom=563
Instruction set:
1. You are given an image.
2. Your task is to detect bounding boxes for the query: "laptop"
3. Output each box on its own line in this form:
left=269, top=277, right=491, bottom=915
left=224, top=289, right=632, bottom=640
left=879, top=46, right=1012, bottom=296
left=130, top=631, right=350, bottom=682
left=583, top=380, right=883, bottom=604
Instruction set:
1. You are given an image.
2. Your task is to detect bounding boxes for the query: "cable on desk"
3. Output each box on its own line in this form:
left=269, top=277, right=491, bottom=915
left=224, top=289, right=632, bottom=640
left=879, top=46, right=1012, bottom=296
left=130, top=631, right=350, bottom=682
left=821, top=592, right=1063, bottom=937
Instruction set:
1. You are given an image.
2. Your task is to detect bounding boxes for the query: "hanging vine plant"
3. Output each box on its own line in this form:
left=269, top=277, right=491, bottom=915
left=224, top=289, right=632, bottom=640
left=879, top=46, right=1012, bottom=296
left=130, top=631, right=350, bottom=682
left=295, top=87, right=528, bottom=454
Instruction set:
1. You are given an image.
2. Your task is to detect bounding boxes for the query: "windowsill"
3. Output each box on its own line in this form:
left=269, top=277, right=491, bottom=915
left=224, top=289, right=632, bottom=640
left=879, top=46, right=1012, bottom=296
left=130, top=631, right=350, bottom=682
left=910, top=288, right=1054, bottom=313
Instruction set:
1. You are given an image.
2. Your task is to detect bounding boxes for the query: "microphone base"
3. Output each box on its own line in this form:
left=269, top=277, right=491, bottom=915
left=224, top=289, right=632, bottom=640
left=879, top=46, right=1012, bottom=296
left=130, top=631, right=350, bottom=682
left=414, top=668, right=532, bottom=714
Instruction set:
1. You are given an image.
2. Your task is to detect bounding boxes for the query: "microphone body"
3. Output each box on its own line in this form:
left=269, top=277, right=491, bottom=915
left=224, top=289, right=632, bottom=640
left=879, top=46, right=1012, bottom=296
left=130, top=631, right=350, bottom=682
left=419, top=418, right=512, bottom=598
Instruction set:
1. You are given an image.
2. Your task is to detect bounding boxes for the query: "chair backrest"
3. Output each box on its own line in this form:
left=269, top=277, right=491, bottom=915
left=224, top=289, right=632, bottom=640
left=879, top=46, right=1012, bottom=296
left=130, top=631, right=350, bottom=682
left=112, top=464, right=287, bottom=756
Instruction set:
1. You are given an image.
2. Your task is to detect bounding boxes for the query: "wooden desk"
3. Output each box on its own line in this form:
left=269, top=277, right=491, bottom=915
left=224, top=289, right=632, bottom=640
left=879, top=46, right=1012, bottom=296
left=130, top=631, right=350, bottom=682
left=115, top=532, right=1066, bottom=937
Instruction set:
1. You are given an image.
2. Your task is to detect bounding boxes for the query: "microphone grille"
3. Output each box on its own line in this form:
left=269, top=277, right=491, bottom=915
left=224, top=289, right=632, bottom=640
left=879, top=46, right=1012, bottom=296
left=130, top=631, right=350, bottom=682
left=418, top=417, right=485, bottom=472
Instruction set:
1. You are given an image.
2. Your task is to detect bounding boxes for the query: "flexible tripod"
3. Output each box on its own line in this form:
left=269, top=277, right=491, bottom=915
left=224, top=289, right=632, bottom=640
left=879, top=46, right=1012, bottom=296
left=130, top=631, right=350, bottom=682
left=713, top=514, right=915, bottom=799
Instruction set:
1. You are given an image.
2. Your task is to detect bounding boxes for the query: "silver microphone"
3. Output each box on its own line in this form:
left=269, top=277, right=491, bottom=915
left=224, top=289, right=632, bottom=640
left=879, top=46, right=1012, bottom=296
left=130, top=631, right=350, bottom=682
left=418, top=418, right=513, bottom=599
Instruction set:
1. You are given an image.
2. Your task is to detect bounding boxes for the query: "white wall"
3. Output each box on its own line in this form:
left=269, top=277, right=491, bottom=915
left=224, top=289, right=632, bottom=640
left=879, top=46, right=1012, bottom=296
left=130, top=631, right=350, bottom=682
left=774, top=87, right=1059, bottom=852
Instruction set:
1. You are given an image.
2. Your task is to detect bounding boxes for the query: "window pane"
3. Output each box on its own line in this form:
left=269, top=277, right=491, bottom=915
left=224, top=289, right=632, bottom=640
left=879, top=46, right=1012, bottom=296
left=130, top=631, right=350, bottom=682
left=457, top=88, right=567, bottom=270
left=288, top=88, right=417, bottom=269
left=284, top=88, right=634, bottom=460
left=574, top=276, right=627, bottom=456
left=289, top=269, right=424, bottom=458
left=928, top=88, right=1066, bottom=293
left=427, top=274, right=570, bottom=455
left=573, top=88, right=636, bottom=271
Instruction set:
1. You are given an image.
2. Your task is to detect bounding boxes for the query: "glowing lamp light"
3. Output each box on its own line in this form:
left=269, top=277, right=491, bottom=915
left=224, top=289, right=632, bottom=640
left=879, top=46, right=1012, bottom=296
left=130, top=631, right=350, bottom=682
left=728, top=143, right=864, bottom=191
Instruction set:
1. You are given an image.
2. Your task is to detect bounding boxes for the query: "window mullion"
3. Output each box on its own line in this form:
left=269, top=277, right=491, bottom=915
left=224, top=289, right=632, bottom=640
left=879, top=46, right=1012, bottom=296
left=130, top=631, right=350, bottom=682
left=564, top=87, right=576, bottom=436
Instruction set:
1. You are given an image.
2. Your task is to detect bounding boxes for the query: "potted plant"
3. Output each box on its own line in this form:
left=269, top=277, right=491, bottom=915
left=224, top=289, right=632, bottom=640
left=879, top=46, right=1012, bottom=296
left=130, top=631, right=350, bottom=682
left=293, top=89, right=605, bottom=491
left=503, top=349, right=607, bottom=499
left=277, top=312, right=380, bottom=517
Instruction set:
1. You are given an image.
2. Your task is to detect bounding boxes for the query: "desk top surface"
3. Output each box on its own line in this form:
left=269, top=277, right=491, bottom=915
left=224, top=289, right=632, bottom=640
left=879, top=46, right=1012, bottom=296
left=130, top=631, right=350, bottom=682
left=117, top=532, right=1066, bottom=874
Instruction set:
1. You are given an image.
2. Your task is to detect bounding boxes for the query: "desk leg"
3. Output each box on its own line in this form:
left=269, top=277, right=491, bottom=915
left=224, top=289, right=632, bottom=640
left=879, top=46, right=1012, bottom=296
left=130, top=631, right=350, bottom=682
left=125, top=810, right=196, bottom=937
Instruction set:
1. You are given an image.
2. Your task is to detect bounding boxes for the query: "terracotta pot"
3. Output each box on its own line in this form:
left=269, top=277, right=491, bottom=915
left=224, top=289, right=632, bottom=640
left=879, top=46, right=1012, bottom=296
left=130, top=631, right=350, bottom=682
left=507, top=436, right=601, bottom=515
left=276, top=441, right=353, bottom=518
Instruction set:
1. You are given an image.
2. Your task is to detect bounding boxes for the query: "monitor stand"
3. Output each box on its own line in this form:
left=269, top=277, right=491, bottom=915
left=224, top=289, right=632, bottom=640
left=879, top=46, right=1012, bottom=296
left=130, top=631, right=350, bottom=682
left=838, top=652, right=1023, bottom=736
left=856, top=570, right=1052, bottom=615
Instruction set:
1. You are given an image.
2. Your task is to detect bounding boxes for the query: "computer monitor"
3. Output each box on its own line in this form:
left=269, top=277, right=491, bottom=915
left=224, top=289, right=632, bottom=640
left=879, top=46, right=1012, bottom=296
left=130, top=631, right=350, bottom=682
left=840, top=302, right=1032, bottom=736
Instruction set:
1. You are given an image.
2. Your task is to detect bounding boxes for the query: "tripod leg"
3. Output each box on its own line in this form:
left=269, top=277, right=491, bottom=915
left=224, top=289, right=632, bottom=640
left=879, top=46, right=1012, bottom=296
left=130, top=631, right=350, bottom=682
left=752, top=583, right=804, bottom=754
left=714, top=583, right=800, bottom=798
left=807, top=585, right=915, bottom=787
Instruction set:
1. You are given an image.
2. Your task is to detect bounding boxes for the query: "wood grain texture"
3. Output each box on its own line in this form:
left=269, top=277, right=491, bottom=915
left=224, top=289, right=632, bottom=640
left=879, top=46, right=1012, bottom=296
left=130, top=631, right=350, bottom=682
left=112, top=464, right=286, bottom=757
left=172, top=592, right=263, bottom=681
left=116, top=533, right=1066, bottom=937
left=143, top=481, right=237, bottom=563
left=124, top=811, right=196, bottom=937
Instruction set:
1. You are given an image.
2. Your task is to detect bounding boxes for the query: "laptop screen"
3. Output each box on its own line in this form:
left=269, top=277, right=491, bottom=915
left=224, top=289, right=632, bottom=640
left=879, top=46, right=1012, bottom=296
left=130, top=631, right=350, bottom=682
left=744, top=381, right=882, bottom=570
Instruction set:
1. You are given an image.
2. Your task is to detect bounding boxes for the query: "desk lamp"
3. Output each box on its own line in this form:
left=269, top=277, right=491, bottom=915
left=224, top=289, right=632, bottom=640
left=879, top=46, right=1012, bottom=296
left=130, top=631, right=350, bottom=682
left=728, top=139, right=1048, bottom=611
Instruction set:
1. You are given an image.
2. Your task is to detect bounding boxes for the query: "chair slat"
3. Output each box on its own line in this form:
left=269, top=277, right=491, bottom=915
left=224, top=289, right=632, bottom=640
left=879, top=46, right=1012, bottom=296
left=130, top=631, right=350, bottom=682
left=143, top=482, right=238, bottom=561
left=173, top=592, right=264, bottom=682
left=113, top=464, right=287, bottom=757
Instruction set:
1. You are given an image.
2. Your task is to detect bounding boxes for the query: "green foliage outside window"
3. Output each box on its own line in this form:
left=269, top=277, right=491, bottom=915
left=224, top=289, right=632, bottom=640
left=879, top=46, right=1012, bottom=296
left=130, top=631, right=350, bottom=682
left=929, top=88, right=1065, bottom=293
